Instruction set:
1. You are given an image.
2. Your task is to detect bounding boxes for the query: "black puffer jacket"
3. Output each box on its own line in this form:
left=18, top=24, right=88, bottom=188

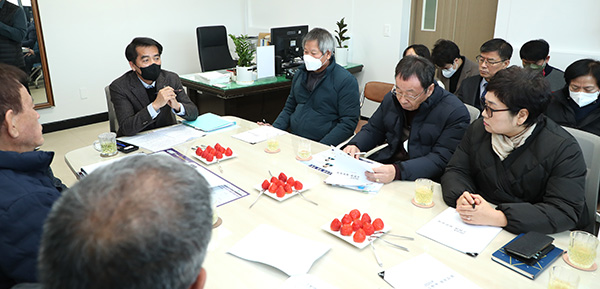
left=348, top=84, right=470, bottom=181
left=441, top=116, right=588, bottom=234
left=546, top=88, right=600, bottom=136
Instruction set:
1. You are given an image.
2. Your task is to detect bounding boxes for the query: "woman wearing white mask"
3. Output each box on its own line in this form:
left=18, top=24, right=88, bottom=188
left=272, top=28, right=360, bottom=146
left=546, top=59, right=600, bottom=136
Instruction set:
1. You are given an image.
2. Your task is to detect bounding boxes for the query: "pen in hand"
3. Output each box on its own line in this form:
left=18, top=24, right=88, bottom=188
left=469, top=193, right=476, bottom=209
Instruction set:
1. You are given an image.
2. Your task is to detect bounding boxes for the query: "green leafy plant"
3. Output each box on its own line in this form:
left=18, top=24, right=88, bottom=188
left=228, top=34, right=256, bottom=67
left=334, top=17, right=350, bottom=48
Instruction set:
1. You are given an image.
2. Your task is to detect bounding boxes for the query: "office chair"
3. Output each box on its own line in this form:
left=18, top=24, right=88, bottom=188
left=562, top=126, right=600, bottom=235
left=464, top=103, right=480, bottom=124
left=105, top=86, right=119, bottom=133
left=196, top=25, right=237, bottom=72
left=30, top=63, right=43, bottom=88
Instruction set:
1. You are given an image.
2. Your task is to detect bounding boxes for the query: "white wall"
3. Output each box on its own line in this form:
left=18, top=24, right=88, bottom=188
left=495, top=0, right=600, bottom=71
left=37, top=0, right=245, bottom=124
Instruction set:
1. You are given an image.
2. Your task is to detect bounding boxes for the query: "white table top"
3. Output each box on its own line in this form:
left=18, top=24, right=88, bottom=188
left=65, top=116, right=599, bottom=289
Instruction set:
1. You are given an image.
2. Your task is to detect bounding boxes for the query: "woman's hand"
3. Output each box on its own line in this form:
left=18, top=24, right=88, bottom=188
left=456, top=191, right=507, bottom=227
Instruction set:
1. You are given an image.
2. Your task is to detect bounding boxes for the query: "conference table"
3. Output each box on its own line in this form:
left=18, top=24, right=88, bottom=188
left=64, top=117, right=598, bottom=289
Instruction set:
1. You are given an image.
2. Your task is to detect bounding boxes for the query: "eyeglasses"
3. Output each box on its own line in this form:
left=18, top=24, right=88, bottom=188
left=476, top=55, right=505, bottom=66
left=391, top=85, right=426, bottom=101
left=482, top=104, right=511, bottom=117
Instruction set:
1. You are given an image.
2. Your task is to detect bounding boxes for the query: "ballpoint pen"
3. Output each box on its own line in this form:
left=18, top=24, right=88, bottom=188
left=470, top=192, right=476, bottom=209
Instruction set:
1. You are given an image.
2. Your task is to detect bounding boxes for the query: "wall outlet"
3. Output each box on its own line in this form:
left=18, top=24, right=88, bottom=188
left=383, top=24, right=391, bottom=37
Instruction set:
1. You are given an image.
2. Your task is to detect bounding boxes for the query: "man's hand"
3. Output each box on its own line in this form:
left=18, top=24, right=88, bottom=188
left=342, top=145, right=361, bottom=159
left=25, top=48, right=35, bottom=57
left=456, top=191, right=507, bottom=227
left=365, top=165, right=396, bottom=183
left=152, top=86, right=180, bottom=112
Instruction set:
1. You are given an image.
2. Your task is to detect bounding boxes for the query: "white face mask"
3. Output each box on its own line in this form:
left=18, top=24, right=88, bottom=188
left=570, top=90, right=600, bottom=107
left=441, top=61, right=457, bottom=78
left=303, top=53, right=325, bottom=71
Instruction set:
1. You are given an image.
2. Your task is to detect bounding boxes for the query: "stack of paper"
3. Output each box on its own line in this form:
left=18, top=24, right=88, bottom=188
left=183, top=113, right=235, bottom=132
left=194, top=71, right=231, bottom=85
left=321, top=147, right=383, bottom=193
left=231, top=126, right=287, bottom=144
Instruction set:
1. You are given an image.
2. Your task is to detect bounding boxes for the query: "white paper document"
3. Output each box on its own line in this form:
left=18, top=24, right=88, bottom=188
left=228, top=224, right=330, bottom=276
left=416, top=208, right=502, bottom=256
left=257, top=45, right=275, bottom=79
left=231, top=125, right=287, bottom=144
left=279, top=274, right=339, bottom=289
left=119, top=124, right=206, bottom=152
left=381, top=253, right=481, bottom=289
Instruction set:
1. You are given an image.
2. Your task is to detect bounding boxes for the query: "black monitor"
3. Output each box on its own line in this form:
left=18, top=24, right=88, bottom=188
left=270, top=25, right=309, bottom=71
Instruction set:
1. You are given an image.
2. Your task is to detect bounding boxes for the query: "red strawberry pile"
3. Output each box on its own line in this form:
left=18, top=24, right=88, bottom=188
left=330, top=209, right=384, bottom=243
left=195, top=143, right=233, bottom=162
left=261, top=172, right=304, bottom=198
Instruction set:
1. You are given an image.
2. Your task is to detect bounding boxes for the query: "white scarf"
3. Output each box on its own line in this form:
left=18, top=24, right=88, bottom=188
left=491, top=123, right=537, bottom=161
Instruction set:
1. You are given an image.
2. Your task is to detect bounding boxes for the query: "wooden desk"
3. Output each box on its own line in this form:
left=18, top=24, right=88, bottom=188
left=64, top=117, right=598, bottom=289
left=180, top=63, right=364, bottom=123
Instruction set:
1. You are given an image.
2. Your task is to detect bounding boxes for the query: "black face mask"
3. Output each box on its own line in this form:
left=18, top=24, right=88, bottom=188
left=139, top=63, right=161, bottom=81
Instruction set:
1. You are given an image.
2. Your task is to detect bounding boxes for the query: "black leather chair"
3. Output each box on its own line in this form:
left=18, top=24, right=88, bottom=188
left=196, top=25, right=237, bottom=72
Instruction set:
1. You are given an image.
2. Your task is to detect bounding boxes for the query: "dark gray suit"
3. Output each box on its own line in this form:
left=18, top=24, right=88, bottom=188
left=109, top=70, right=198, bottom=136
left=435, top=57, right=479, bottom=94
left=455, top=75, right=483, bottom=111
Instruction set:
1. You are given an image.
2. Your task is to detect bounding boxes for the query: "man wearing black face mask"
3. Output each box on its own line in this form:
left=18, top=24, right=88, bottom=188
left=109, top=37, right=198, bottom=136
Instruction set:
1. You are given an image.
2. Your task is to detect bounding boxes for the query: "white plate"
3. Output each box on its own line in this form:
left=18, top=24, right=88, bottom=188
left=192, top=151, right=237, bottom=165
left=254, top=182, right=309, bottom=202
left=321, top=213, right=390, bottom=249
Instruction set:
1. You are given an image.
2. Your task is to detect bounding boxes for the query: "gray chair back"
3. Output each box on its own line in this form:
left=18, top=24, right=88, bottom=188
left=464, top=103, right=480, bottom=124
left=105, top=85, right=119, bottom=133
left=563, top=126, right=600, bottom=235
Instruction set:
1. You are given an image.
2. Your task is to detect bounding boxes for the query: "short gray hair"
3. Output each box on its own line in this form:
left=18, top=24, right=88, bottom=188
left=39, top=154, right=213, bottom=289
left=302, top=27, right=335, bottom=55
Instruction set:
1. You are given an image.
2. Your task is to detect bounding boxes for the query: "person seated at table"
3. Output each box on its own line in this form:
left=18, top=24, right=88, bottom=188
left=441, top=66, right=588, bottom=234
left=38, top=154, right=213, bottom=289
left=0, top=63, right=66, bottom=289
left=545, top=58, right=600, bottom=136
left=271, top=28, right=360, bottom=146
left=403, top=44, right=431, bottom=60
left=110, top=37, right=198, bottom=136
left=520, top=39, right=565, bottom=92
left=343, top=56, right=470, bottom=183
left=431, top=39, right=479, bottom=94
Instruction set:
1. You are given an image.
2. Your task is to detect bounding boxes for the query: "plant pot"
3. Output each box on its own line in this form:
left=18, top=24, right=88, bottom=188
left=236, top=66, right=254, bottom=85
left=335, top=47, right=349, bottom=67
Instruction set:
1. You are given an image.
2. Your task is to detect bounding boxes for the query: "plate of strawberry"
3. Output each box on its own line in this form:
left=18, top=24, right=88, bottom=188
left=256, top=172, right=308, bottom=202
left=193, top=143, right=235, bottom=165
left=321, top=209, right=389, bottom=249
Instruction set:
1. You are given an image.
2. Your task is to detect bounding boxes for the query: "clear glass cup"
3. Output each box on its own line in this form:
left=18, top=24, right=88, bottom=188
left=93, top=132, right=117, bottom=157
left=296, top=139, right=312, bottom=160
left=414, top=178, right=433, bottom=206
left=568, top=230, right=598, bottom=269
left=548, top=266, right=579, bottom=289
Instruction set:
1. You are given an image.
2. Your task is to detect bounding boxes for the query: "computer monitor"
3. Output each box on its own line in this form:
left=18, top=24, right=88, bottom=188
left=270, top=25, right=309, bottom=68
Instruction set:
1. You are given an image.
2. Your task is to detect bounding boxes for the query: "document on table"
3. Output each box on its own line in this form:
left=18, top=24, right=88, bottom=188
left=380, top=253, right=481, bottom=289
left=416, top=208, right=502, bottom=256
left=119, top=124, right=206, bottom=152
left=156, top=149, right=249, bottom=207
left=228, top=224, right=330, bottom=276
left=231, top=125, right=287, bottom=144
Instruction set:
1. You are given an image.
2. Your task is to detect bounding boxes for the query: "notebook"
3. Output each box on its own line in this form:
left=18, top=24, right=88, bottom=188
left=183, top=113, right=235, bottom=132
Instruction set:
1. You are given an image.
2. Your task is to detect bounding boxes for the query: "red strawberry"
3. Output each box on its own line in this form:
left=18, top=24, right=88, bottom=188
left=261, top=180, right=270, bottom=190
left=294, top=181, right=303, bottom=191
left=195, top=147, right=203, bottom=155
left=206, top=145, right=214, bottom=153
left=276, top=186, right=285, bottom=198
left=351, top=219, right=363, bottom=232
left=284, top=184, right=293, bottom=194
left=361, top=213, right=372, bottom=224
left=268, top=183, right=277, bottom=193
left=349, top=209, right=361, bottom=220
left=286, top=177, right=295, bottom=187
left=373, top=218, right=384, bottom=231
left=330, top=218, right=341, bottom=231
left=278, top=172, right=287, bottom=182
left=215, top=151, right=223, bottom=159
left=353, top=229, right=366, bottom=243
left=270, top=176, right=278, bottom=184
left=340, top=224, right=352, bottom=236
left=215, top=143, right=222, bottom=151
left=341, top=214, right=353, bottom=225
left=206, top=154, right=214, bottom=162
left=363, top=222, right=375, bottom=236
left=225, top=147, right=233, bottom=156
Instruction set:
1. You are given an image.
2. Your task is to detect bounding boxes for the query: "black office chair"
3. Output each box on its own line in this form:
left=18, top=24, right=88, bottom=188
left=196, top=25, right=237, bottom=72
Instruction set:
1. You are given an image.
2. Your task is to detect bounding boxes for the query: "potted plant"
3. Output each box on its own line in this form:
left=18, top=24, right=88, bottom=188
left=334, top=17, right=350, bottom=66
left=228, top=34, right=256, bottom=85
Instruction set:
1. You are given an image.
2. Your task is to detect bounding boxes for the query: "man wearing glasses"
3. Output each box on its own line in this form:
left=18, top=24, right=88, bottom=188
left=343, top=56, right=470, bottom=183
left=456, top=38, right=512, bottom=110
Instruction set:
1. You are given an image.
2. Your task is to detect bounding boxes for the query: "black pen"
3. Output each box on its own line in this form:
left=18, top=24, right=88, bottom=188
left=470, top=193, right=476, bottom=209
